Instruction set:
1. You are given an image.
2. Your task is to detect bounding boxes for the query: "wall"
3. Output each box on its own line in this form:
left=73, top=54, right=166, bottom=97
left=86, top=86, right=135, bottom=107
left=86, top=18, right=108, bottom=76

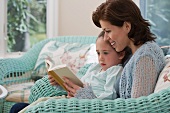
left=58, top=0, right=104, bottom=36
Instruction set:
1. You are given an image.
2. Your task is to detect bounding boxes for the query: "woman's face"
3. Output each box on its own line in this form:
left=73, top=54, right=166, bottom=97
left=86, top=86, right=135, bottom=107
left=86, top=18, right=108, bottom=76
left=99, top=20, right=131, bottom=52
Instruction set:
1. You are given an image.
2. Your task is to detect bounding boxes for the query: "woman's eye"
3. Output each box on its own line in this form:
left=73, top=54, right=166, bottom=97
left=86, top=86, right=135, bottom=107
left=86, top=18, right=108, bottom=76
left=97, top=52, right=100, bottom=55
left=105, top=30, right=111, bottom=33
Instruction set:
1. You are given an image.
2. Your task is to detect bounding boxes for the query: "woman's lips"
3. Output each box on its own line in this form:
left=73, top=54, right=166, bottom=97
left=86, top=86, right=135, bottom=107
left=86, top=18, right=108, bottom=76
left=111, top=41, right=115, bottom=46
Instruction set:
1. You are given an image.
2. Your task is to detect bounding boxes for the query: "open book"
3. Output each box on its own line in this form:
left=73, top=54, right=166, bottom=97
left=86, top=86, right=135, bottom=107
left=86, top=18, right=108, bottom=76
left=45, top=57, right=83, bottom=91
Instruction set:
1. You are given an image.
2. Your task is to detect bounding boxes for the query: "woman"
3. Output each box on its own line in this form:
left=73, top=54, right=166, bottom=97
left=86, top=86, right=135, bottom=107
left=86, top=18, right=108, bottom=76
left=62, top=0, right=165, bottom=99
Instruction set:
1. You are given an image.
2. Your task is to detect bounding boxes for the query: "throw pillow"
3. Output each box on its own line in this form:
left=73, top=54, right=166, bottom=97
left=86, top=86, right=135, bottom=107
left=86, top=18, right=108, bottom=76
left=5, top=82, right=34, bottom=103
left=154, top=55, right=170, bottom=93
left=31, top=41, right=98, bottom=81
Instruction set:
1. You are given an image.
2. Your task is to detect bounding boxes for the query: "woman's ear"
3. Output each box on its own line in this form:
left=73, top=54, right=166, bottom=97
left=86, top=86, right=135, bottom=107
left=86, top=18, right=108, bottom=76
left=118, top=51, right=125, bottom=60
left=124, top=21, right=131, bottom=33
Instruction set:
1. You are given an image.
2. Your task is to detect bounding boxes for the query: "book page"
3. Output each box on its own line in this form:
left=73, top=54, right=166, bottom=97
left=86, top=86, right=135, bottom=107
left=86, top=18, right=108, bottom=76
left=45, top=58, right=83, bottom=90
left=45, top=56, right=62, bottom=71
left=52, top=66, right=83, bottom=87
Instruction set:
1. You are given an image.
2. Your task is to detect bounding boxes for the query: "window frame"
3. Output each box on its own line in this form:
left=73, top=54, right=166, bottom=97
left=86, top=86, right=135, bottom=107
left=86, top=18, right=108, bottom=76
left=0, top=0, right=59, bottom=58
left=0, top=0, right=7, bottom=58
left=139, top=0, right=170, bottom=46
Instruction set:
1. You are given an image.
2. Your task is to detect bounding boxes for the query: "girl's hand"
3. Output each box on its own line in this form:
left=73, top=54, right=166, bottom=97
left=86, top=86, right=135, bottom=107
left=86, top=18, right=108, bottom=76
left=48, top=74, right=59, bottom=86
left=63, top=76, right=81, bottom=97
left=67, top=92, right=74, bottom=98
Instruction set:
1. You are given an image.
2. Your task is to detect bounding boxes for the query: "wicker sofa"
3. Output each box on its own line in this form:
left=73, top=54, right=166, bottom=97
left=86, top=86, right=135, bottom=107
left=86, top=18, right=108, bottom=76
left=0, top=36, right=170, bottom=113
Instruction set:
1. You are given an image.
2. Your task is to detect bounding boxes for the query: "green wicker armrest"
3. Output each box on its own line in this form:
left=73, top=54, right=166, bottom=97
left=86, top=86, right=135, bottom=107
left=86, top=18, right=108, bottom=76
left=26, top=87, right=170, bottom=113
left=29, top=75, right=67, bottom=103
left=0, top=39, right=50, bottom=85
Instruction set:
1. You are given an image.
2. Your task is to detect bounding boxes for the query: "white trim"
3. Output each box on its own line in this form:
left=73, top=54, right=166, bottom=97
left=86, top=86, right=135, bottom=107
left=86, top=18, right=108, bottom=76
left=0, top=85, right=8, bottom=99
left=0, top=0, right=7, bottom=58
left=47, top=0, right=59, bottom=38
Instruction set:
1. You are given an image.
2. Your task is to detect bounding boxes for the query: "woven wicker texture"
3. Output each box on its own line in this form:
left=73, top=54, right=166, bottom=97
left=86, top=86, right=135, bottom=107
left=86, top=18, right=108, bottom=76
left=25, top=87, right=170, bottom=113
left=29, top=76, right=67, bottom=103
left=2, top=101, right=16, bottom=113
left=0, top=36, right=97, bottom=113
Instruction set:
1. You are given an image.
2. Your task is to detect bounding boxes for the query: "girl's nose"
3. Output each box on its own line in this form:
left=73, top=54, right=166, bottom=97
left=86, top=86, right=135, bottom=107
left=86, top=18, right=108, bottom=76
left=99, top=54, right=104, bottom=60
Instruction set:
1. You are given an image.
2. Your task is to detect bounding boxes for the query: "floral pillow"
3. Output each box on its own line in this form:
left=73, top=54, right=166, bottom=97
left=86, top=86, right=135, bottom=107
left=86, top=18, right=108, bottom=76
left=31, top=41, right=98, bottom=81
left=154, top=55, right=170, bottom=93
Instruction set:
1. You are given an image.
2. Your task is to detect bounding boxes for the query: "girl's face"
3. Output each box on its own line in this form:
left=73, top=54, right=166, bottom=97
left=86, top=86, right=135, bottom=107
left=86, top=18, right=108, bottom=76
left=96, top=37, right=124, bottom=71
left=99, top=20, right=132, bottom=52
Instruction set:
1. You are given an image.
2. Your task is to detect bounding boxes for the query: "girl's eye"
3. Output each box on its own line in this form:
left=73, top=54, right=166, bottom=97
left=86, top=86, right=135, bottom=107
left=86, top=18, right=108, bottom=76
left=96, top=52, right=100, bottom=55
left=103, top=52, right=108, bottom=55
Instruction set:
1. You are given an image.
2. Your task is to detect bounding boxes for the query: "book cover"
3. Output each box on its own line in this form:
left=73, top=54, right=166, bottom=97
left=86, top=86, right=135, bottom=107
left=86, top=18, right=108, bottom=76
left=45, top=57, right=83, bottom=91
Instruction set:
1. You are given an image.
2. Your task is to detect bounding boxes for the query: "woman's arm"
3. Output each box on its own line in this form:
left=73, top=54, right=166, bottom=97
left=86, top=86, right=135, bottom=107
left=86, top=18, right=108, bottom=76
left=131, top=56, right=157, bottom=98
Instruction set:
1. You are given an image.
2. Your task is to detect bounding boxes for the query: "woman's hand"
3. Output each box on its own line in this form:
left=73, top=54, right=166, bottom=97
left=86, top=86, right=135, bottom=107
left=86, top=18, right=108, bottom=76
left=63, top=76, right=82, bottom=97
left=48, top=74, right=59, bottom=86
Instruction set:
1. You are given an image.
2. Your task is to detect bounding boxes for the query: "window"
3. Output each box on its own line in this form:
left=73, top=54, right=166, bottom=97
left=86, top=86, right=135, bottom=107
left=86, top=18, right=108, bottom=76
left=7, top=0, right=46, bottom=52
left=139, top=0, right=170, bottom=46
left=0, top=0, right=59, bottom=57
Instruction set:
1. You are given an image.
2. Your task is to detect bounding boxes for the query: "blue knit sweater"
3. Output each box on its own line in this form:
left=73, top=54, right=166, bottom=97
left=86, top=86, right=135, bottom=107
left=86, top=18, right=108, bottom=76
left=119, top=41, right=165, bottom=98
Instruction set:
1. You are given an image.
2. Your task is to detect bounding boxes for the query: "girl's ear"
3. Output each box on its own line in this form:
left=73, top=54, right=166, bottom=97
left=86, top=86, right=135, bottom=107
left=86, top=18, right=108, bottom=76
left=118, top=51, right=125, bottom=60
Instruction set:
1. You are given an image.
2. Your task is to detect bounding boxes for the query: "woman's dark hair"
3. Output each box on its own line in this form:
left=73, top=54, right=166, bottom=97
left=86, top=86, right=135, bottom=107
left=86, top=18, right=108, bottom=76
left=92, top=0, right=156, bottom=46
left=98, top=30, right=105, bottom=39
left=97, top=31, right=110, bottom=45
left=122, top=47, right=132, bottom=67
left=97, top=31, right=132, bottom=67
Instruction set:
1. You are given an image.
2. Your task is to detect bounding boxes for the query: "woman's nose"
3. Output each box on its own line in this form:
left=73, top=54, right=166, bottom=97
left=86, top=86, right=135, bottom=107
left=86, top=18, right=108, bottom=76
left=104, top=34, right=110, bottom=41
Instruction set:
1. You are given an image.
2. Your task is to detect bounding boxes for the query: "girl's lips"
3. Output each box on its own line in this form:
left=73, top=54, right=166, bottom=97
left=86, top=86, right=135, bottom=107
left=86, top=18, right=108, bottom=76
left=101, top=63, right=106, bottom=66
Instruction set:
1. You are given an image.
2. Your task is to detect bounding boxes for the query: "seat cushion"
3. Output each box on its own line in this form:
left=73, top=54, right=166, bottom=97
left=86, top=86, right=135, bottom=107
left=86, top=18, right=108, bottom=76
left=5, top=82, right=34, bottom=103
